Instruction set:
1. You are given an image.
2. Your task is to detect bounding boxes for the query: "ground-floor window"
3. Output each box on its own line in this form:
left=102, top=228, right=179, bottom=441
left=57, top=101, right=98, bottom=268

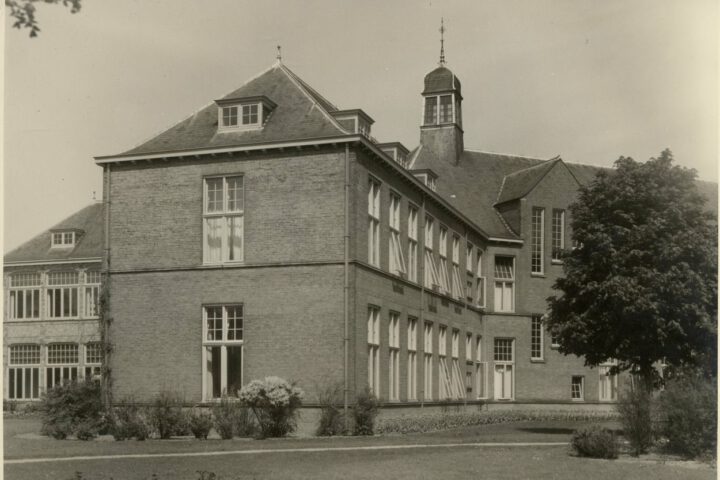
left=8, top=344, right=41, bottom=400
left=367, top=307, right=380, bottom=396
left=423, top=353, right=433, bottom=401
left=46, top=343, right=79, bottom=389
left=571, top=376, right=584, bottom=401
left=493, top=338, right=514, bottom=400
left=475, top=362, right=488, bottom=399
left=84, top=342, right=102, bottom=379
left=202, top=305, right=244, bottom=400
left=598, top=366, right=617, bottom=401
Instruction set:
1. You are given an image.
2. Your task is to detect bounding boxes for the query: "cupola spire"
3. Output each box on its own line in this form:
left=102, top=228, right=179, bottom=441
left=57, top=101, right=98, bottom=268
left=439, top=18, right=446, bottom=66
left=276, top=45, right=282, bottom=63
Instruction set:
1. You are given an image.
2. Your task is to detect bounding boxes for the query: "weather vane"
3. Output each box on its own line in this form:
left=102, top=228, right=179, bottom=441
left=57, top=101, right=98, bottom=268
left=439, top=18, right=446, bottom=66
left=276, top=45, right=282, bottom=62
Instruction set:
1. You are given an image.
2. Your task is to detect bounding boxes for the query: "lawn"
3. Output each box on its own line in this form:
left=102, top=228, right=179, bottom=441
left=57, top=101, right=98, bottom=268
left=3, top=416, right=715, bottom=480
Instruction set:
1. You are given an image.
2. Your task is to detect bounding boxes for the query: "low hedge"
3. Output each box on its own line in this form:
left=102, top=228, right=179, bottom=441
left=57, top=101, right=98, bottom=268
left=376, top=409, right=618, bottom=435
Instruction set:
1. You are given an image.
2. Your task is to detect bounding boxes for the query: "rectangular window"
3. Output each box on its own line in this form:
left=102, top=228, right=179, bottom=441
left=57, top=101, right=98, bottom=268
left=494, top=256, right=515, bottom=312
left=46, top=343, right=79, bottom=390
left=51, top=231, right=75, bottom=247
left=438, top=326, right=449, bottom=399
left=241, top=104, right=259, bottom=125
left=449, top=330, right=465, bottom=399
left=367, top=307, right=380, bottom=395
left=552, top=209, right=565, bottom=262
left=407, top=317, right=418, bottom=400
left=85, top=342, right=102, bottom=379
left=531, top=207, right=545, bottom=274
left=47, top=272, right=79, bottom=318
left=571, top=376, right=584, bottom=400
left=203, top=176, right=244, bottom=263
left=9, top=273, right=41, bottom=320
left=368, top=179, right=381, bottom=268
left=84, top=270, right=101, bottom=318
left=437, top=227, right=451, bottom=294
left=222, top=106, right=238, bottom=127
left=423, top=322, right=433, bottom=400
left=476, top=252, right=486, bottom=307
left=8, top=344, right=40, bottom=400
left=493, top=338, right=514, bottom=400
left=531, top=315, right=544, bottom=360
left=202, top=305, right=244, bottom=400
left=407, top=205, right=418, bottom=282
left=424, top=97, right=438, bottom=125
left=465, top=333, right=473, bottom=362
left=439, top=95, right=453, bottom=123
left=475, top=336, right=487, bottom=398
left=424, top=216, right=441, bottom=289
left=388, top=312, right=400, bottom=401
left=450, top=235, right=464, bottom=300
left=466, top=243, right=473, bottom=273
left=598, top=366, right=618, bottom=401
left=389, top=193, right=407, bottom=276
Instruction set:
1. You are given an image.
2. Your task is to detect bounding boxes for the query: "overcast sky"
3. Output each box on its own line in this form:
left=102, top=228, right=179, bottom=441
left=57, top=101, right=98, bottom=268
left=4, top=0, right=717, bottom=252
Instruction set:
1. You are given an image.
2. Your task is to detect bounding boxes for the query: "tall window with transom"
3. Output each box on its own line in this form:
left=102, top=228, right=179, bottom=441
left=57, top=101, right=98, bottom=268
left=367, top=307, right=381, bottom=395
left=203, top=176, right=244, bottom=263
left=202, top=305, right=243, bottom=400
left=388, top=312, right=400, bottom=401
left=388, top=193, right=406, bottom=277
left=368, top=179, right=381, bottom=268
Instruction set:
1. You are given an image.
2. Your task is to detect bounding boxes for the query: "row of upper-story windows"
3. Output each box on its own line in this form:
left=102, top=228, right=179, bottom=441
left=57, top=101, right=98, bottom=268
left=530, top=207, right=567, bottom=275
left=6, top=271, right=101, bottom=321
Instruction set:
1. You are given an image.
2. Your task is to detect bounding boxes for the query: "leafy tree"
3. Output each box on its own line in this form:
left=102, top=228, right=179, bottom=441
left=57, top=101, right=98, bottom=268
left=546, top=150, right=717, bottom=385
left=5, top=0, right=81, bottom=37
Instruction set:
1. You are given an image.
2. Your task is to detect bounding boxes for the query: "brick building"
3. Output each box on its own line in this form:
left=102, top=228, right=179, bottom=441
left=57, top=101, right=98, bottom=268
left=5, top=56, right=716, bottom=408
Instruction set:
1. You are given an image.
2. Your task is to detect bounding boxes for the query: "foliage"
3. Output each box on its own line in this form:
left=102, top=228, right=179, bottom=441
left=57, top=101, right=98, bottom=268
left=315, top=381, right=346, bottom=436
left=352, top=386, right=379, bottom=436
left=659, top=373, right=717, bottom=458
left=5, top=0, right=81, bottom=37
left=40, top=379, right=104, bottom=440
left=150, top=391, right=185, bottom=439
left=4, top=400, right=18, bottom=413
left=212, top=395, right=239, bottom=439
left=377, top=409, right=618, bottom=435
left=617, top=380, right=656, bottom=456
left=111, top=402, right=153, bottom=441
left=238, top=376, right=303, bottom=438
left=188, top=409, right=213, bottom=440
left=571, top=424, right=619, bottom=459
left=546, top=150, right=717, bottom=381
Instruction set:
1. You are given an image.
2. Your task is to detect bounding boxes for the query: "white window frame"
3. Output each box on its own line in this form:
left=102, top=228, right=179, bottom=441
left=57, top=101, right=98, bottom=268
left=84, top=342, right=102, bottom=380
left=531, top=315, right=544, bottom=361
left=388, top=312, right=400, bottom=401
left=424, top=216, right=441, bottom=289
left=571, top=376, right=585, bottom=401
left=552, top=209, right=565, bottom=263
left=424, top=94, right=456, bottom=126
left=437, top=227, right=451, bottom=295
left=84, top=271, right=101, bottom=318
left=51, top=231, right=76, bottom=248
left=598, top=362, right=618, bottom=402
left=493, top=256, right=515, bottom=313
left=203, top=175, right=244, bottom=264
left=368, top=178, right=381, bottom=268
left=8, top=344, right=41, bottom=400
left=218, top=102, right=268, bottom=131
left=476, top=252, right=486, bottom=308
left=531, top=207, right=545, bottom=274
left=389, top=193, right=407, bottom=277
left=475, top=336, right=488, bottom=399
left=407, top=205, right=419, bottom=282
left=46, top=343, right=79, bottom=389
left=201, top=304, right=244, bottom=400
left=493, top=338, right=515, bottom=401
left=407, top=317, right=418, bottom=401
left=8, top=273, right=41, bottom=320
left=450, top=235, right=464, bottom=300
left=423, top=322, right=433, bottom=401
left=367, top=306, right=381, bottom=395
left=46, top=272, right=80, bottom=319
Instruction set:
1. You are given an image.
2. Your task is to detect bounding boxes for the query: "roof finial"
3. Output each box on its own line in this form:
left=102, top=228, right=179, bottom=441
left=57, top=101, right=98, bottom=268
left=439, top=17, right=446, bottom=66
left=276, top=45, right=282, bottom=62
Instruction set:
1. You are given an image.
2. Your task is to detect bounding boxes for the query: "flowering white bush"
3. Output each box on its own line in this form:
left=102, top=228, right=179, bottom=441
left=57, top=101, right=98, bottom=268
left=238, top=377, right=303, bottom=437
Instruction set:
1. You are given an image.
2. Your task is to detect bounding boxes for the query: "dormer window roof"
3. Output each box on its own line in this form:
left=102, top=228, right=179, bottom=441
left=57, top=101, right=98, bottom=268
left=330, top=109, right=374, bottom=138
left=215, top=95, right=276, bottom=132
left=412, top=169, right=438, bottom=192
left=378, top=142, right=410, bottom=169
left=50, top=229, right=81, bottom=248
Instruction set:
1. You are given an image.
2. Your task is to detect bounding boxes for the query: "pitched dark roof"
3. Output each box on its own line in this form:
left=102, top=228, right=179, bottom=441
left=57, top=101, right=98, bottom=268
left=423, top=66, right=462, bottom=95
left=5, top=203, right=105, bottom=264
left=496, top=158, right=563, bottom=204
left=118, top=63, right=348, bottom=157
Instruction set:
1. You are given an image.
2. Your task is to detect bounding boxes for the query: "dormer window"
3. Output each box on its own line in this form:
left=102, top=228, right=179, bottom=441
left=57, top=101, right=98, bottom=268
left=413, top=172, right=438, bottom=192
left=423, top=94, right=458, bottom=126
left=51, top=231, right=76, bottom=248
left=216, top=96, right=276, bottom=132
left=378, top=142, right=410, bottom=169
left=330, top=109, right=375, bottom=138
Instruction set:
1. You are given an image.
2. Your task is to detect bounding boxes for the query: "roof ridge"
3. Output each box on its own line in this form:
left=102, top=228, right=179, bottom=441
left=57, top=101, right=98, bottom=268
left=277, top=63, right=349, bottom=135
left=407, top=145, right=423, bottom=169
left=463, top=148, right=549, bottom=161
left=505, top=157, right=559, bottom=178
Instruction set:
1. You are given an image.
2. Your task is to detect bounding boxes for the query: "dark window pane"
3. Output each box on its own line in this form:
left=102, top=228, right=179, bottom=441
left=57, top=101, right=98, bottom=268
left=211, top=347, right=222, bottom=398
left=227, top=346, right=243, bottom=395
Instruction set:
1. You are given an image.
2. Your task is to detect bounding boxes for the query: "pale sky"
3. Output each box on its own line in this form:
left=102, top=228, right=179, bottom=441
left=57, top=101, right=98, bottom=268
left=3, top=0, right=718, bottom=252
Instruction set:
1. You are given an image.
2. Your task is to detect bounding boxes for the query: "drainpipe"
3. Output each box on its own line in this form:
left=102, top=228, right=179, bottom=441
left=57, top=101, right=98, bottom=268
left=419, top=195, right=426, bottom=408
left=102, top=164, right=112, bottom=410
left=343, top=144, right=350, bottom=431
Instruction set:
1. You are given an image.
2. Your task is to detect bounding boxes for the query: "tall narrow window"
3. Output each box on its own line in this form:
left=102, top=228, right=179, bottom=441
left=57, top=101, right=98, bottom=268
left=46, top=343, right=79, bottom=389
left=475, top=336, right=487, bottom=399
left=84, top=342, right=102, bottom=379
left=598, top=363, right=618, bottom=401
left=389, top=193, right=406, bottom=276
left=493, top=338, right=514, bottom=400
left=439, top=95, right=453, bottom=123
left=203, top=176, right=244, bottom=263
left=407, top=205, right=418, bottom=282
left=476, top=252, right=486, bottom=307
left=494, top=256, right=515, bottom=312
left=368, top=179, right=381, bottom=268
left=552, top=209, right=565, bottom=262
left=424, top=216, right=440, bottom=289
left=437, top=227, right=451, bottom=294
left=407, top=317, right=418, bottom=401
left=47, top=272, right=79, bottom=318
left=84, top=271, right=101, bottom=318
left=531, top=207, right=545, bottom=274
left=367, top=307, right=380, bottom=395
left=423, top=322, right=433, bottom=401
left=448, top=329, right=465, bottom=399
left=450, top=235, right=464, bottom=300
left=466, top=243, right=474, bottom=272
left=388, top=312, right=400, bottom=401
left=424, top=97, right=438, bottom=125
left=8, top=344, right=40, bottom=400
left=571, top=376, right=585, bottom=401
left=438, top=326, right=449, bottom=400
left=202, top=305, right=244, bottom=400
left=8, top=273, right=41, bottom=320
left=531, top=315, right=544, bottom=360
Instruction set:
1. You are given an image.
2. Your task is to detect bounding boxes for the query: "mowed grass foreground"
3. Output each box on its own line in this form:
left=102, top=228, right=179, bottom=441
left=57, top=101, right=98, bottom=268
left=4, top=418, right=715, bottom=480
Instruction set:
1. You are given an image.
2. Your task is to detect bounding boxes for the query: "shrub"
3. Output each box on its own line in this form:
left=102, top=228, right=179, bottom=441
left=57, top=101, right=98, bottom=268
left=150, top=391, right=184, bottom=439
left=40, top=379, right=104, bottom=440
left=238, top=377, right=304, bottom=438
left=188, top=409, right=213, bottom=440
left=234, top=405, right=256, bottom=437
left=112, top=402, right=154, bottom=441
left=571, top=424, right=619, bottom=459
left=353, top=386, right=379, bottom=436
left=212, top=395, right=239, bottom=439
left=316, top=381, right=346, bottom=436
left=617, top=379, right=656, bottom=456
left=4, top=399, right=18, bottom=413
left=659, top=374, right=717, bottom=458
